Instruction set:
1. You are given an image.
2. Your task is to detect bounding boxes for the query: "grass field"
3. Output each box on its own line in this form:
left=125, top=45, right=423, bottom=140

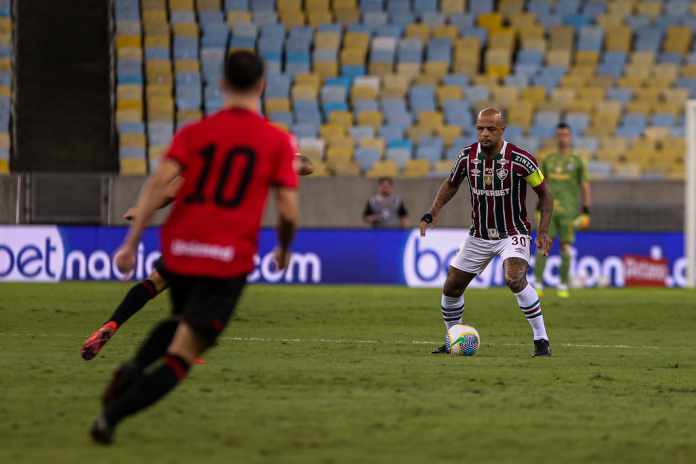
left=1, top=283, right=696, bottom=463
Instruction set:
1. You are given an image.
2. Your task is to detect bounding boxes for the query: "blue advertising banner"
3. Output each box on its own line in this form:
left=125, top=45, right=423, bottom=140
left=0, top=226, right=686, bottom=287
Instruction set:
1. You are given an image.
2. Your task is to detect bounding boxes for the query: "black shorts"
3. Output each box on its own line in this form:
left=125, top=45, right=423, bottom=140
left=165, top=269, right=247, bottom=346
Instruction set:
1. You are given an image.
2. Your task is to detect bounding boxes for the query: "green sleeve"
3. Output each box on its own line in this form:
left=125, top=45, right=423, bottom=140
left=577, top=156, right=588, bottom=183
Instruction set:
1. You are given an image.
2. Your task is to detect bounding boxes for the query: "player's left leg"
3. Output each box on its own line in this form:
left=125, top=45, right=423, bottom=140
left=500, top=236, right=551, bottom=357
left=90, top=274, right=246, bottom=444
left=81, top=261, right=169, bottom=360
left=557, top=219, right=576, bottom=298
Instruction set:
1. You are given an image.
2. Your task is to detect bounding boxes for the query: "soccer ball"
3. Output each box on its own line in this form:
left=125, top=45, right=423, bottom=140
left=447, top=324, right=480, bottom=356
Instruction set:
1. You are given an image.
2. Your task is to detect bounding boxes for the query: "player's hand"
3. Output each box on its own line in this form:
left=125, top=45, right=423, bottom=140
left=123, top=207, right=138, bottom=221
left=273, top=247, right=291, bottom=270
left=419, top=212, right=434, bottom=237
left=114, top=245, right=136, bottom=276
left=574, top=214, right=590, bottom=230
left=536, top=232, right=552, bottom=257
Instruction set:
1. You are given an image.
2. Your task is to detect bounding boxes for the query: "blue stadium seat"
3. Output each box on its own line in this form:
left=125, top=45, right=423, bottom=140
left=416, top=136, right=444, bottom=162
left=565, top=113, right=590, bottom=135
left=350, top=126, right=375, bottom=140
left=380, top=124, right=405, bottom=143
left=355, top=148, right=381, bottom=170
left=292, top=123, right=319, bottom=138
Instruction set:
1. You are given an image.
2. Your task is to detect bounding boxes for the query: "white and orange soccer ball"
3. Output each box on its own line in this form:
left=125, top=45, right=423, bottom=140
left=447, top=324, right=480, bottom=356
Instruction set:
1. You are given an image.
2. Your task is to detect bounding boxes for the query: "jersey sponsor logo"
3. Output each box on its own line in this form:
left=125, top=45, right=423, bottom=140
left=471, top=187, right=511, bottom=197
left=513, top=153, right=535, bottom=171
left=171, top=239, right=235, bottom=262
left=484, top=167, right=494, bottom=186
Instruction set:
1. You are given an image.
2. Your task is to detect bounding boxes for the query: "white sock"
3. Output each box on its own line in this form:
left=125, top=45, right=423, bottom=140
left=514, top=284, right=548, bottom=341
left=441, top=294, right=464, bottom=330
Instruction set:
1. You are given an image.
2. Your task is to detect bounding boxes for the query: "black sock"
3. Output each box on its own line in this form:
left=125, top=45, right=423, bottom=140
left=105, top=353, right=191, bottom=426
left=133, top=319, right=179, bottom=371
left=108, top=280, right=159, bottom=326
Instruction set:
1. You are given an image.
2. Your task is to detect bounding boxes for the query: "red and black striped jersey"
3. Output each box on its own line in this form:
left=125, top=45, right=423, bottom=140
left=448, top=141, right=545, bottom=240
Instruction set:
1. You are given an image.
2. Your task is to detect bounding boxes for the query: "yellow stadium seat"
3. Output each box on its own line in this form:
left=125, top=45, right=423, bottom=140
left=116, top=35, right=142, bottom=48
left=441, top=0, right=466, bottom=15
left=357, top=111, right=384, bottom=130
left=360, top=138, right=385, bottom=154
left=329, top=111, right=353, bottom=128
left=120, top=158, right=148, bottom=175
left=330, top=160, right=361, bottom=176
left=314, top=61, right=338, bottom=79
left=499, top=0, right=525, bottom=19
left=351, top=85, right=378, bottom=101
left=576, top=87, right=605, bottom=102
left=521, top=36, right=547, bottom=52
left=486, top=64, right=510, bottom=79
left=477, top=13, right=503, bottom=33
left=170, top=0, right=194, bottom=10
left=406, top=24, right=430, bottom=42
left=437, top=85, right=463, bottom=106
left=552, top=88, right=576, bottom=106
left=626, top=100, right=654, bottom=115
left=344, top=32, right=370, bottom=50
left=334, top=8, right=360, bottom=25
left=507, top=102, right=534, bottom=129
left=510, top=12, right=538, bottom=29
left=145, top=35, right=170, bottom=49
left=280, top=11, right=306, bottom=27
left=367, top=160, right=399, bottom=178
left=424, top=62, right=449, bottom=78
left=117, top=110, right=143, bottom=124
left=663, top=26, right=691, bottom=54
left=227, top=11, right=252, bottom=26
left=147, top=84, right=172, bottom=98
left=575, top=51, right=599, bottom=66
left=142, top=0, right=165, bottom=10
left=488, top=29, right=515, bottom=50
left=117, top=47, right=143, bottom=61
left=197, top=0, right=220, bottom=11
left=306, top=0, right=330, bottom=10
left=382, top=74, right=410, bottom=97
left=549, top=26, right=574, bottom=50
left=307, top=11, right=334, bottom=27
left=631, top=51, right=656, bottom=66
left=294, top=73, right=321, bottom=88
left=406, top=125, right=433, bottom=143
left=636, top=0, right=662, bottom=17
left=265, top=98, right=291, bottom=113
left=369, top=62, right=394, bottom=77
left=340, top=48, right=366, bottom=66
left=307, top=160, right=330, bottom=177
left=0, top=85, right=10, bottom=97
left=277, top=0, right=302, bottom=12
left=432, top=25, right=458, bottom=41
left=315, top=31, right=341, bottom=50
left=120, top=133, right=146, bottom=148
left=604, top=25, right=632, bottom=52
left=334, top=0, right=358, bottom=7
left=320, top=124, right=346, bottom=140
left=0, top=158, right=9, bottom=174
left=546, top=49, right=571, bottom=67
left=521, top=86, right=546, bottom=105
left=434, top=160, right=454, bottom=175
left=396, top=63, right=421, bottom=78
left=418, top=111, right=444, bottom=131
left=490, top=86, right=519, bottom=108
left=143, top=10, right=168, bottom=24
left=402, top=159, right=431, bottom=178
left=413, top=75, right=440, bottom=86
left=175, top=59, right=199, bottom=73
left=326, top=145, right=354, bottom=164
left=438, top=125, right=463, bottom=147
left=0, top=132, right=10, bottom=149
left=298, top=139, right=325, bottom=162
left=117, top=99, right=143, bottom=111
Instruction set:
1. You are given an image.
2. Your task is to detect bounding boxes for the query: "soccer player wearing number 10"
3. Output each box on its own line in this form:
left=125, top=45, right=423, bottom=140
left=419, top=108, right=554, bottom=357
left=90, top=51, right=300, bottom=443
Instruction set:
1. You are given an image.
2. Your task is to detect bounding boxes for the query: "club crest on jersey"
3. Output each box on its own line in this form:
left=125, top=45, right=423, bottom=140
left=496, top=166, right=509, bottom=180
left=484, top=167, right=494, bottom=186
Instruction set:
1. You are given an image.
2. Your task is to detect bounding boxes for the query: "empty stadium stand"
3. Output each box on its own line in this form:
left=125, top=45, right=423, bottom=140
left=105, top=0, right=696, bottom=179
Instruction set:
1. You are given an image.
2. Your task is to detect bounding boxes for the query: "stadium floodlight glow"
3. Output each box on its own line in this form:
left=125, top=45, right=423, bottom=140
left=686, top=101, right=696, bottom=288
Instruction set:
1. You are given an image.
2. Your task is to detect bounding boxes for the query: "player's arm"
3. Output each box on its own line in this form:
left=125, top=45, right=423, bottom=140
left=294, top=154, right=314, bottom=176
left=115, top=160, right=182, bottom=273
left=533, top=181, right=554, bottom=256
left=273, top=187, right=299, bottom=270
left=419, top=179, right=459, bottom=236
left=123, top=176, right=184, bottom=221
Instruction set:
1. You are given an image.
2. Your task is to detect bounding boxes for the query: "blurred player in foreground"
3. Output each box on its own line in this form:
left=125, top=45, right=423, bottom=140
left=80, top=154, right=312, bottom=361
left=420, top=108, right=554, bottom=357
left=90, top=50, right=299, bottom=444
left=534, top=122, right=591, bottom=298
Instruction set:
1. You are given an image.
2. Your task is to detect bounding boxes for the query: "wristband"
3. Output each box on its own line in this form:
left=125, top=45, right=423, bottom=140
left=582, top=206, right=590, bottom=215
left=420, top=212, right=433, bottom=224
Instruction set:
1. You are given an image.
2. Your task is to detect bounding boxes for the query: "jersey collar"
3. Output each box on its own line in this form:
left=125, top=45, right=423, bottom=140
left=476, top=140, right=507, bottom=161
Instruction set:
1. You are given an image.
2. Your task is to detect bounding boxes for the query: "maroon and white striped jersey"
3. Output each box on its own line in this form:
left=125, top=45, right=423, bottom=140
left=448, top=141, right=545, bottom=240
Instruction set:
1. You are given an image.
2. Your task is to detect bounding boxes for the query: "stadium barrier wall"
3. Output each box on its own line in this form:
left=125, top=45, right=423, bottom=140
left=0, top=226, right=686, bottom=288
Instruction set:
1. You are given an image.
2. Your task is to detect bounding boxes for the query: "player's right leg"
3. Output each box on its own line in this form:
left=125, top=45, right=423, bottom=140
left=432, top=235, right=490, bottom=354
left=81, top=262, right=169, bottom=361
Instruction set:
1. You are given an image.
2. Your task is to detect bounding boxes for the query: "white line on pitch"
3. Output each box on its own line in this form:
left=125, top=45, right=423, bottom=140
left=0, top=333, right=661, bottom=350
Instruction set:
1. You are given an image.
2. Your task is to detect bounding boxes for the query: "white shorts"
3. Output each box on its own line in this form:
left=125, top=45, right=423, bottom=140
left=450, top=234, right=532, bottom=276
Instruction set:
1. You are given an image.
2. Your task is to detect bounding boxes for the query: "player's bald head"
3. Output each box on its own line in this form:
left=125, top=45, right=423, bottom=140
left=476, top=107, right=505, bottom=127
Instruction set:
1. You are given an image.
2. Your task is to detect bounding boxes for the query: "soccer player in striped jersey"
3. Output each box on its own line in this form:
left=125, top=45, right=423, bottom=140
left=419, top=108, right=554, bottom=357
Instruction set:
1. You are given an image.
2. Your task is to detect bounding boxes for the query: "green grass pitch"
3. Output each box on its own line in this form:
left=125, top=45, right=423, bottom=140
left=1, top=283, right=696, bottom=463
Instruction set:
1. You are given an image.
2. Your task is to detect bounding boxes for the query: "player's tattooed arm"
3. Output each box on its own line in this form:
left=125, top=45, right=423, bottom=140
left=533, top=182, right=554, bottom=256
left=420, top=179, right=459, bottom=236
left=115, top=160, right=182, bottom=274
